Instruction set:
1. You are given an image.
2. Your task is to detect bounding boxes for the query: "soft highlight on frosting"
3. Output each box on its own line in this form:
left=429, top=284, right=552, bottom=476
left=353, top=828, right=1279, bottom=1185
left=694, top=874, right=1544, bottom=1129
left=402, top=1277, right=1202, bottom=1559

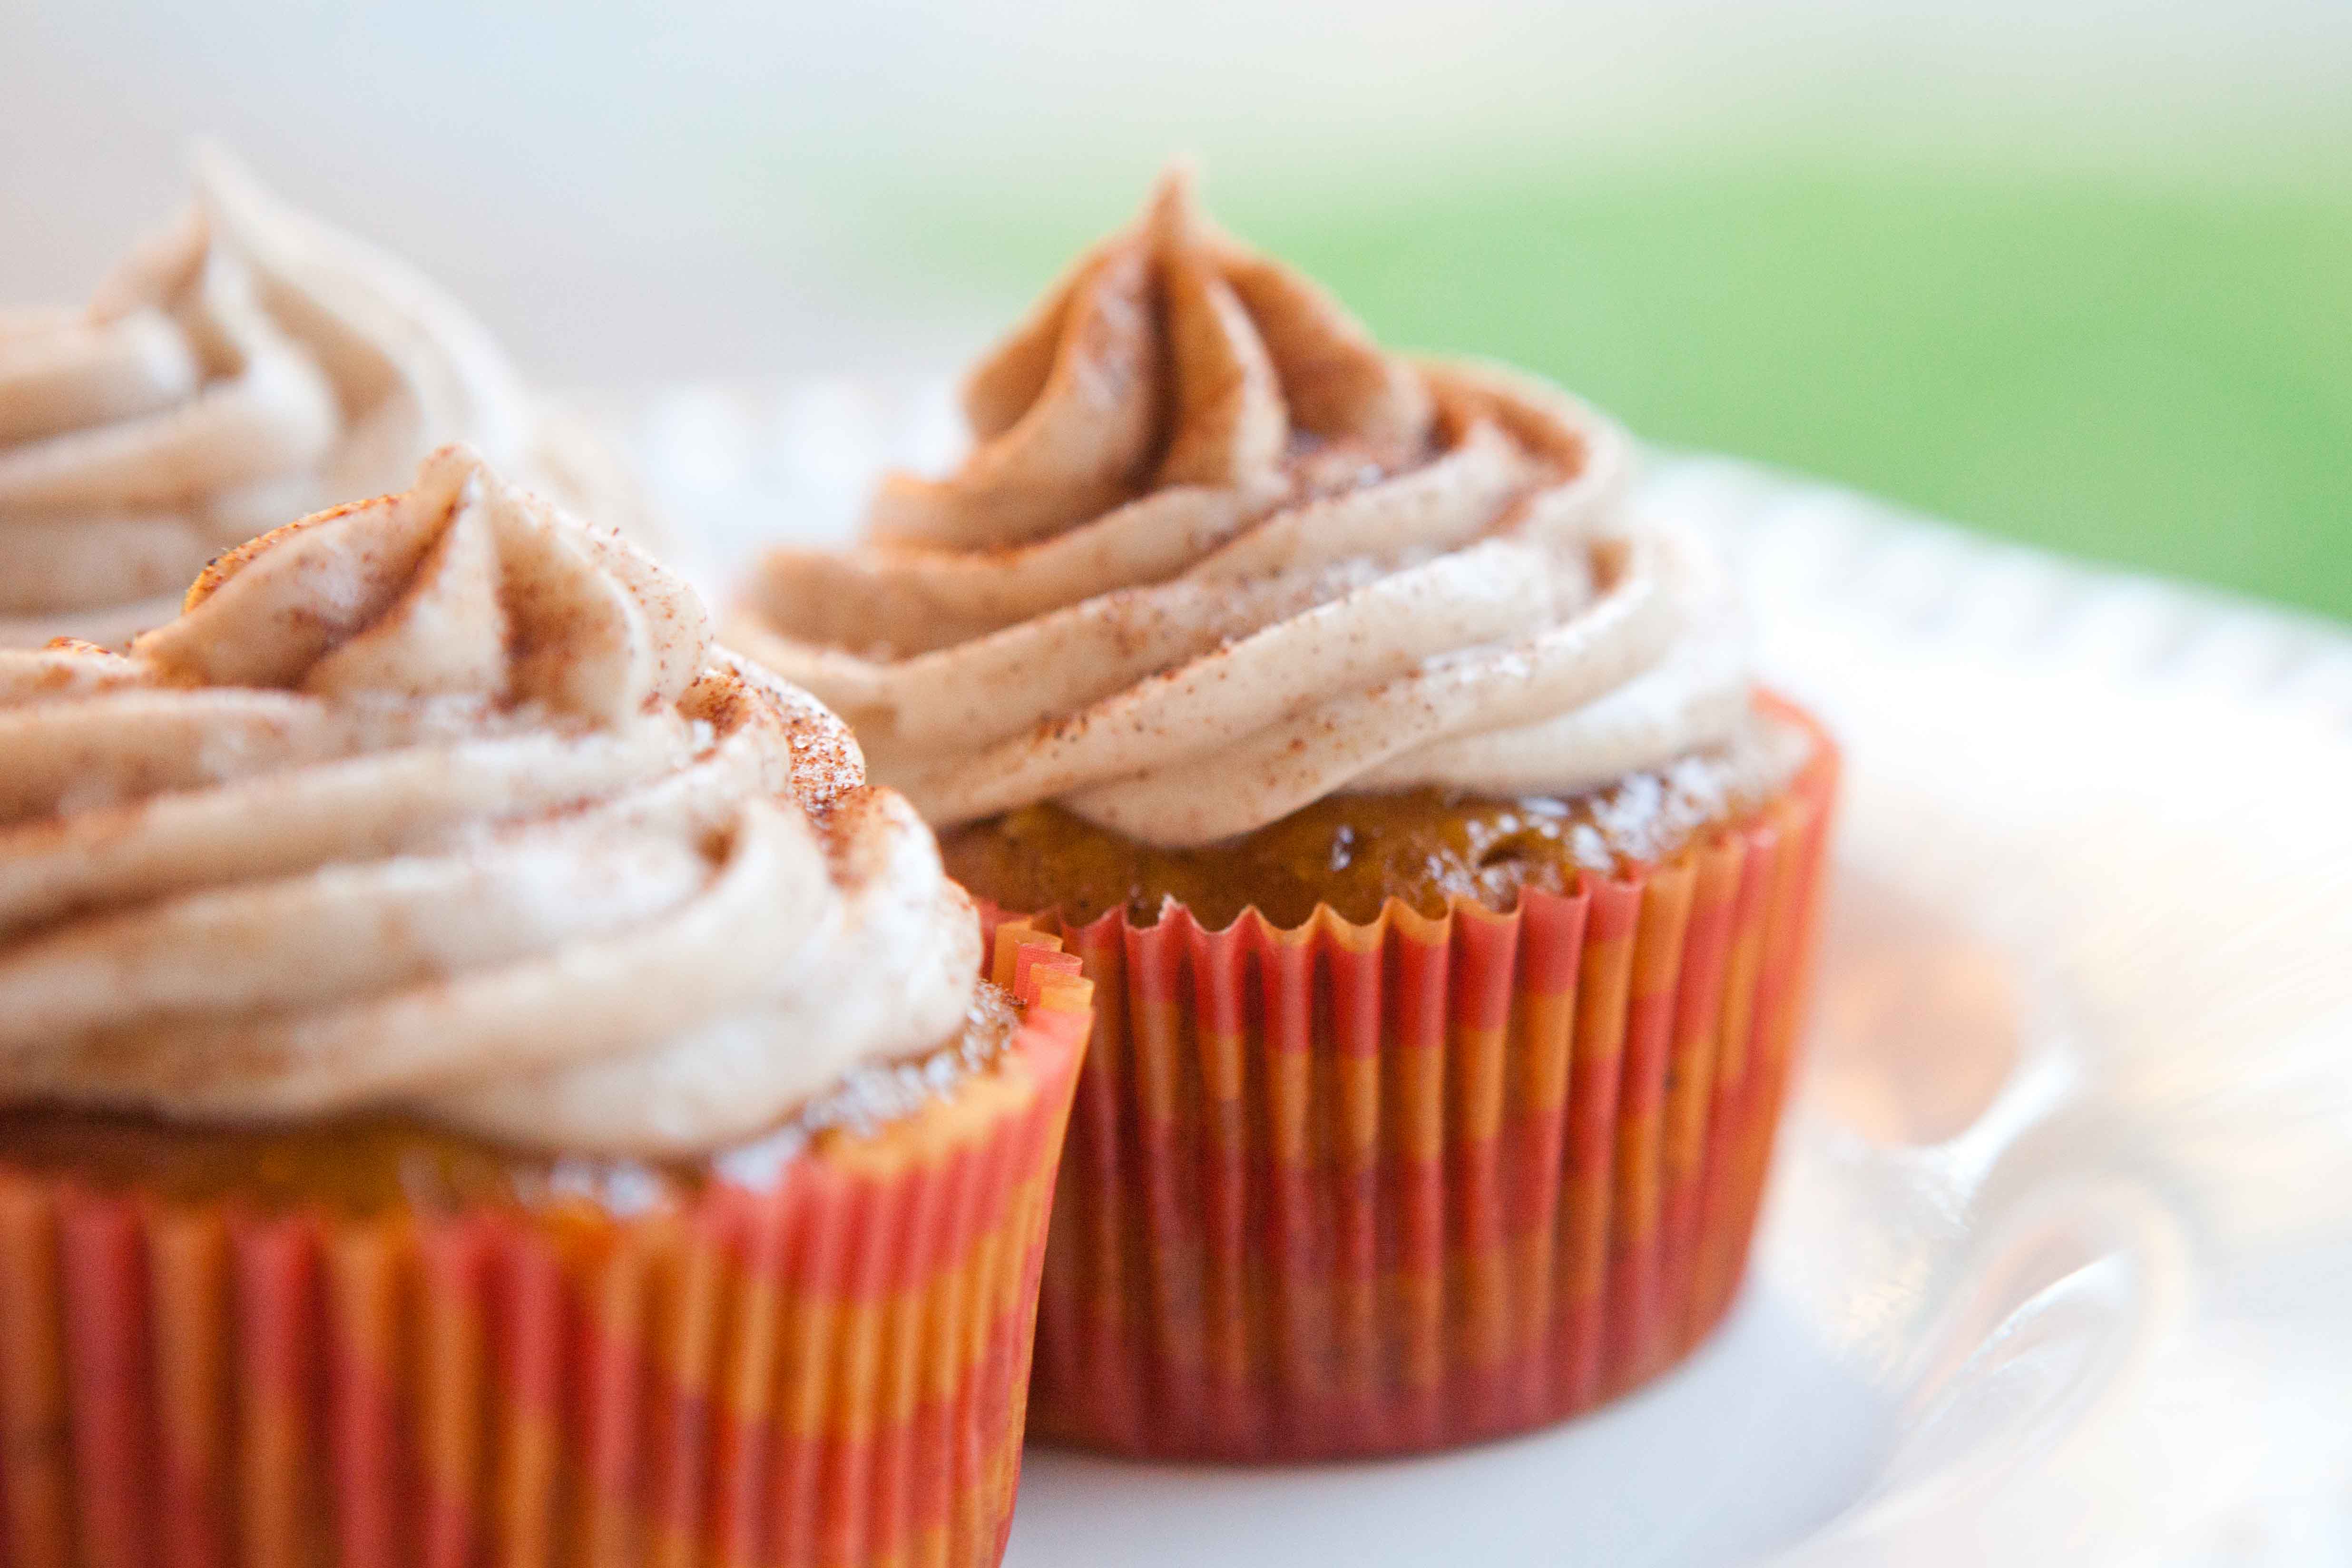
left=0, top=447, right=977, bottom=1154
left=0, top=148, right=656, bottom=651
left=735, top=171, right=1762, bottom=848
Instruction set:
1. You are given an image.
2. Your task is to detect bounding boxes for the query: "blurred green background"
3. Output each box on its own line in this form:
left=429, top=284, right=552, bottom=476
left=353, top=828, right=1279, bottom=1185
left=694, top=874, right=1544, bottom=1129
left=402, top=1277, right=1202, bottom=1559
left=9, top=1, right=2349, bottom=622
left=897, top=162, right=2352, bottom=622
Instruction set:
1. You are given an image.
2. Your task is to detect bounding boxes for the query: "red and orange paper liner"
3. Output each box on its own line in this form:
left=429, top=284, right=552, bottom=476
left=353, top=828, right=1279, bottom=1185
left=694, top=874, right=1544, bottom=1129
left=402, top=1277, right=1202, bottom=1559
left=994, top=697, right=1836, bottom=1461
left=0, top=931, right=1091, bottom=1568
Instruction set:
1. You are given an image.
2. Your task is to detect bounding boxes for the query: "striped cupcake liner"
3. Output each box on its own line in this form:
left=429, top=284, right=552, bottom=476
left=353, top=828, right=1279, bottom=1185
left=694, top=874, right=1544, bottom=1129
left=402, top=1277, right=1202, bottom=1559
left=995, top=698, right=1836, bottom=1461
left=0, top=931, right=1091, bottom=1568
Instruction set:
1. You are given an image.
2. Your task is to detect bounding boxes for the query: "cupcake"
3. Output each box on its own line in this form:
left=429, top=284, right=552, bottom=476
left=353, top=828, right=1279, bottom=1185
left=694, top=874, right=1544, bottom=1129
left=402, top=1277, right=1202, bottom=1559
left=0, top=148, right=663, bottom=651
left=734, top=170, right=1837, bottom=1461
left=0, top=448, right=1089, bottom=1565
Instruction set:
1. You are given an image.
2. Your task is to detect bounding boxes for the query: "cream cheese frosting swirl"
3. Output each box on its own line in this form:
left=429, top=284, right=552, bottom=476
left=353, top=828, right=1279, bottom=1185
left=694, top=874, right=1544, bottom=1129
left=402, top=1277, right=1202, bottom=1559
left=735, top=172, right=1763, bottom=849
left=0, top=447, right=977, bottom=1155
left=0, top=149, right=658, bottom=651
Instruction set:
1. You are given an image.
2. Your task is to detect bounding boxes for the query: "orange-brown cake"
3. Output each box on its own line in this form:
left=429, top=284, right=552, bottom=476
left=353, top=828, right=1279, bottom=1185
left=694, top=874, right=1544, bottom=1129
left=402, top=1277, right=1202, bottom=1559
left=941, top=753, right=1812, bottom=932
left=734, top=169, right=1835, bottom=1462
left=0, top=982, right=1022, bottom=1216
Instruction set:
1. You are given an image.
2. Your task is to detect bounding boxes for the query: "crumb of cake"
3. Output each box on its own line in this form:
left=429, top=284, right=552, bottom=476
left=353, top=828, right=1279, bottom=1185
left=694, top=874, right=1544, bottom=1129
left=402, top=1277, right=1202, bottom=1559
left=945, top=715, right=1813, bottom=929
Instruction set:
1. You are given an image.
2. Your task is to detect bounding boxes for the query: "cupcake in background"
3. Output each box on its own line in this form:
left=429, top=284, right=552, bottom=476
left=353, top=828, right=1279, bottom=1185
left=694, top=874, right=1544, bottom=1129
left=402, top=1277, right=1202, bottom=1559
left=0, top=147, right=665, bottom=650
left=735, top=170, right=1836, bottom=1460
left=0, top=447, right=1087, bottom=1566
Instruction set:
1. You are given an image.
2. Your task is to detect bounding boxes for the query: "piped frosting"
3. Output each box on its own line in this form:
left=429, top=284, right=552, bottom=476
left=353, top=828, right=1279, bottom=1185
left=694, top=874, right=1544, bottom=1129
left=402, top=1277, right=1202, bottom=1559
left=0, top=448, right=975, bottom=1154
left=0, top=149, right=657, bottom=650
left=735, top=170, right=1763, bottom=848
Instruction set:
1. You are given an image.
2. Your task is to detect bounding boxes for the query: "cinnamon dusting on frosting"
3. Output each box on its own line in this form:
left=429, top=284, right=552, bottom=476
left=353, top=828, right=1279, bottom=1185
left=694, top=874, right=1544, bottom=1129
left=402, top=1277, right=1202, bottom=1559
left=735, top=169, right=1773, bottom=847
left=0, top=448, right=974, bottom=1154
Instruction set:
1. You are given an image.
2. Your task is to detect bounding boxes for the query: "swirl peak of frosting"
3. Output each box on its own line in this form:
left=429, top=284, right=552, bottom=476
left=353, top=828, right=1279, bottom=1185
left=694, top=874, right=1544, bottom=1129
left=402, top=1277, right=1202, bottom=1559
left=141, top=442, right=702, bottom=724
left=1, top=147, right=656, bottom=651
left=737, top=170, right=1772, bottom=849
left=870, top=167, right=1438, bottom=555
left=0, top=451, right=976, bottom=1154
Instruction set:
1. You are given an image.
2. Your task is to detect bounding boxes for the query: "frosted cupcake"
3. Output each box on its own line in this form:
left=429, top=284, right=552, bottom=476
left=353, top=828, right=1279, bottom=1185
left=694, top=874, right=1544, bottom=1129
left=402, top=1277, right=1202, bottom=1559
left=735, top=171, right=1837, bottom=1461
left=0, top=448, right=1088, bottom=1564
left=0, top=149, right=661, bottom=650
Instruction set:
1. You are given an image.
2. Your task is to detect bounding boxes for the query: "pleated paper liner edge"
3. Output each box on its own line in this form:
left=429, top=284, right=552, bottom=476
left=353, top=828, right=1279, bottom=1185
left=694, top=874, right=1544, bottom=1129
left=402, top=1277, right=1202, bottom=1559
left=0, top=929, right=1092, bottom=1568
left=991, top=693, right=1836, bottom=1461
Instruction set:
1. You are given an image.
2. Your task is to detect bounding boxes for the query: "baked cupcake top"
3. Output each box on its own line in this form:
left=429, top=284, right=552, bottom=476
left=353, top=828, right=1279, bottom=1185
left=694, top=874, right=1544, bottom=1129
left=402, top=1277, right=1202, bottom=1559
left=0, top=149, right=657, bottom=651
left=735, top=171, right=1771, bottom=848
left=0, top=447, right=978, bottom=1155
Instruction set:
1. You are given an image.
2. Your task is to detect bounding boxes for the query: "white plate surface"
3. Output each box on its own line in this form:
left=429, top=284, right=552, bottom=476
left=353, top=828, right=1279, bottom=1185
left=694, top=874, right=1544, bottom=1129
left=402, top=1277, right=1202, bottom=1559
left=607, top=380, right=2352, bottom=1567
